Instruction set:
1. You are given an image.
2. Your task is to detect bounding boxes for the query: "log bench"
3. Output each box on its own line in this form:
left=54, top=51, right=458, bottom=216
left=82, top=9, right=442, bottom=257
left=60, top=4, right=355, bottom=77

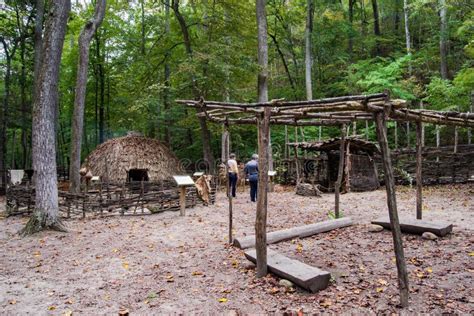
left=371, top=217, right=453, bottom=237
left=234, top=217, right=353, bottom=249
left=244, top=248, right=331, bottom=292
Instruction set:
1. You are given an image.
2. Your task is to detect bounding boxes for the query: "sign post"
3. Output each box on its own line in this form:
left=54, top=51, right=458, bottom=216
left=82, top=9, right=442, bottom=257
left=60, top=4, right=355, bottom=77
left=173, top=175, right=195, bottom=216
left=268, top=170, right=277, bottom=192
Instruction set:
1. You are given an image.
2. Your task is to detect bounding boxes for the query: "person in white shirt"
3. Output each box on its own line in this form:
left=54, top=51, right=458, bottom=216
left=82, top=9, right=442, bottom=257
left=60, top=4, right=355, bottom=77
left=227, top=153, right=239, bottom=198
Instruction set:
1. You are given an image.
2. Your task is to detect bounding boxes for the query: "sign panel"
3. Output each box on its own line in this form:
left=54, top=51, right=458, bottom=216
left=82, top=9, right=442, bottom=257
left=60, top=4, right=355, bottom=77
left=173, top=175, right=195, bottom=186
left=193, top=171, right=205, bottom=177
left=268, top=171, right=277, bottom=177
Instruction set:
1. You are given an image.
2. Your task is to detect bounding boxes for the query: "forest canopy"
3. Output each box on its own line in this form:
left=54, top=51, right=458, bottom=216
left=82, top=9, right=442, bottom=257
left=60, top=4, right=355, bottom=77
left=1, top=0, right=473, bottom=168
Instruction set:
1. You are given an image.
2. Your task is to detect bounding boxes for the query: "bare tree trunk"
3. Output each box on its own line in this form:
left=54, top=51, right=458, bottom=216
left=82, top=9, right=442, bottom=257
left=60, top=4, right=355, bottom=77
left=140, top=0, right=146, bottom=55
left=268, top=33, right=296, bottom=98
left=305, top=0, right=314, bottom=100
left=172, top=0, right=215, bottom=172
left=403, top=0, right=412, bottom=74
left=163, top=0, right=171, bottom=145
left=17, top=9, right=28, bottom=169
left=348, top=0, right=354, bottom=59
left=255, top=0, right=269, bottom=278
left=21, top=0, right=71, bottom=236
left=371, top=0, right=381, bottom=55
left=33, top=0, right=45, bottom=100
left=69, top=0, right=106, bottom=194
left=1, top=36, right=18, bottom=192
left=439, top=0, right=448, bottom=79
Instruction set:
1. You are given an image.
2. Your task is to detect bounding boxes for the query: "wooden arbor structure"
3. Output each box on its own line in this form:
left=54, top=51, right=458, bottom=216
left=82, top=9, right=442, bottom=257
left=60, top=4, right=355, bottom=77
left=177, top=92, right=474, bottom=307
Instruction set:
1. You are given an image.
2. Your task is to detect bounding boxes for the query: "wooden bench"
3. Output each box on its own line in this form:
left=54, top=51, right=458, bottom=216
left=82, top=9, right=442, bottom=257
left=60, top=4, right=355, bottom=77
left=234, top=217, right=353, bottom=249
left=371, top=217, right=453, bottom=237
left=244, top=248, right=331, bottom=293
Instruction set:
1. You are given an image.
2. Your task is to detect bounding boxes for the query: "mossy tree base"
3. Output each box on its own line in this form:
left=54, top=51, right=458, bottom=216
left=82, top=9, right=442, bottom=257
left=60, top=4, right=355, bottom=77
left=19, top=211, right=67, bottom=236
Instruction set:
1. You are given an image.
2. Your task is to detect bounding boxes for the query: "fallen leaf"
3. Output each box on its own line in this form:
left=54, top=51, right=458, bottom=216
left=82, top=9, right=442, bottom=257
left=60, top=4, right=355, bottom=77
left=296, top=243, right=303, bottom=253
left=9, top=300, right=17, bottom=305
left=48, top=306, right=56, bottom=311
left=192, top=271, right=203, bottom=276
left=377, top=279, right=388, bottom=286
left=269, top=287, right=279, bottom=294
left=426, top=267, right=433, bottom=273
left=319, top=299, right=332, bottom=308
left=122, top=261, right=129, bottom=270
left=62, top=310, right=73, bottom=316
left=376, top=287, right=385, bottom=293
left=218, top=298, right=228, bottom=303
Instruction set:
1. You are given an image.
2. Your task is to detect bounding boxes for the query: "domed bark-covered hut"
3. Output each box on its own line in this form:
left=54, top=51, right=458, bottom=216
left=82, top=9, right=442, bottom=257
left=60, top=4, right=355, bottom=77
left=84, top=135, right=183, bottom=182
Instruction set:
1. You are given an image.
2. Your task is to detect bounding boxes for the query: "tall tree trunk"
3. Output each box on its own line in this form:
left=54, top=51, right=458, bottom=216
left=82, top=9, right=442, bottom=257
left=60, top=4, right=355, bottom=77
left=94, top=32, right=106, bottom=143
left=140, top=0, right=146, bottom=55
left=348, top=0, right=354, bottom=59
left=394, top=0, right=401, bottom=33
left=0, top=39, right=14, bottom=190
left=371, top=0, right=381, bottom=55
left=255, top=0, right=269, bottom=278
left=172, top=0, right=215, bottom=172
left=439, top=0, right=448, bottom=79
left=268, top=33, right=296, bottom=98
left=69, top=0, right=106, bottom=194
left=305, top=0, right=314, bottom=100
left=403, top=0, right=412, bottom=74
left=17, top=9, right=28, bottom=169
left=21, top=0, right=71, bottom=236
left=33, top=0, right=45, bottom=101
left=163, top=0, right=171, bottom=144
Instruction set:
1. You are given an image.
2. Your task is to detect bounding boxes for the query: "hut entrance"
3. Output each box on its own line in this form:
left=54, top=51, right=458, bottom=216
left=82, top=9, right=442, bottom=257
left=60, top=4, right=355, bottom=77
left=128, top=169, right=149, bottom=182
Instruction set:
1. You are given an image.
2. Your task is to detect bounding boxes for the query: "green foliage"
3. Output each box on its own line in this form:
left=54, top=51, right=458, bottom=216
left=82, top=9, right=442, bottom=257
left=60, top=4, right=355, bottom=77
left=347, top=55, right=416, bottom=99
left=1, top=0, right=472, bottom=170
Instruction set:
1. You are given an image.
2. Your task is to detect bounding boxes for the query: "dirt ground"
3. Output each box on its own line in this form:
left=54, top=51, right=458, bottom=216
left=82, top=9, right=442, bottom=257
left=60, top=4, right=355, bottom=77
left=0, top=184, right=473, bottom=315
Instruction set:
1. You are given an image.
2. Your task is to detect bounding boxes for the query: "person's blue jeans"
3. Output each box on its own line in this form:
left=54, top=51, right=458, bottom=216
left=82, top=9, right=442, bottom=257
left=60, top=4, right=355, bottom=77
left=228, top=173, right=237, bottom=197
left=249, top=179, right=258, bottom=202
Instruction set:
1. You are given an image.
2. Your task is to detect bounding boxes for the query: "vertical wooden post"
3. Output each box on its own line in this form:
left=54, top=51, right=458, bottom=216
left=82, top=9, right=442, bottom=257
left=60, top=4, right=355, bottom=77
left=406, top=122, right=410, bottom=148
left=223, top=123, right=233, bottom=244
left=394, top=121, right=398, bottom=149
left=416, top=121, right=422, bottom=220
left=375, top=112, right=409, bottom=308
left=179, top=186, right=186, bottom=216
left=436, top=125, right=440, bottom=162
left=420, top=101, right=425, bottom=147
left=365, top=120, right=369, bottom=140
left=294, top=147, right=300, bottom=184
left=255, top=107, right=271, bottom=278
left=334, top=124, right=346, bottom=219
left=352, top=121, right=357, bottom=136
left=453, top=126, right=458, bottom=153
left=284, top=125, right=289, bottom=159
left=318, top=126, right=322, bottom=141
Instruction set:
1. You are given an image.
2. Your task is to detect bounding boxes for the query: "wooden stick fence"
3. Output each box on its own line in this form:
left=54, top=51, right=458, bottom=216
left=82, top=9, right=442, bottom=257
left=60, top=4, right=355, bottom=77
left=6, top=179, right=216, bottom=218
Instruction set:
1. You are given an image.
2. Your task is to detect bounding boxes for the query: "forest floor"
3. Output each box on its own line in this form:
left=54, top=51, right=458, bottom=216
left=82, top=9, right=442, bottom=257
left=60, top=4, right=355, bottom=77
left=0, top=184, right=473, bottom=315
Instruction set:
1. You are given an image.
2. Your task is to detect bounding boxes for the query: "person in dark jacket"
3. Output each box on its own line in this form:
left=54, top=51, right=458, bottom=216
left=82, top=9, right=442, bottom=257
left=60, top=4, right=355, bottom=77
left=244, top=154, right=259, bottom=202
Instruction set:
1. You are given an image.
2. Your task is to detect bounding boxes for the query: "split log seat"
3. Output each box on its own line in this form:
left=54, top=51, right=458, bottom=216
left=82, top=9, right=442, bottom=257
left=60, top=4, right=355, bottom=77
left=244, top=248, right=331, bottom=293
left=234, top=217, right=353, bottom=249
left=371, top=217, right=453, bottom=237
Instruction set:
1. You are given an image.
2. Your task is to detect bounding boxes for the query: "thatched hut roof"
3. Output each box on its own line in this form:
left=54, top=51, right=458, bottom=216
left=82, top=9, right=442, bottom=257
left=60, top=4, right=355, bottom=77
left=84, top=135, right=183, bottom=182
left=288, top=136, right=379, bottom=155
